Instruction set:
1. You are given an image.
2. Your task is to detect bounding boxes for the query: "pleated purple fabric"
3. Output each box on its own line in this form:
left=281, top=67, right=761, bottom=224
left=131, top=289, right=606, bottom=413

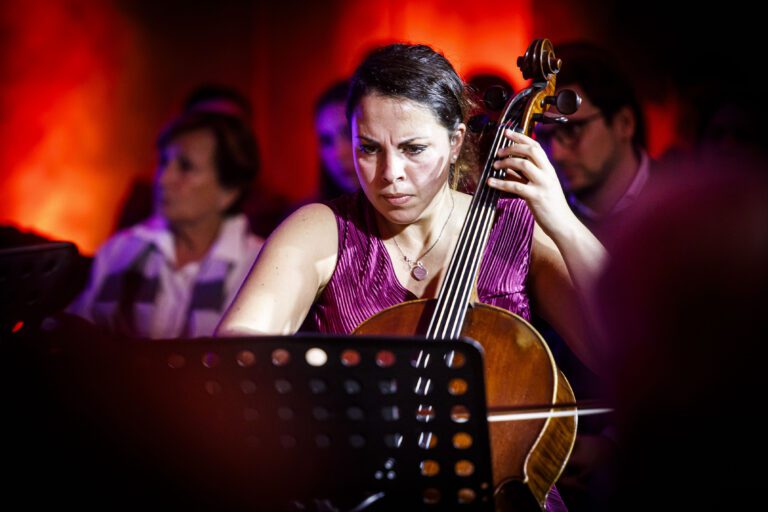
left=311, top=191, right=534, bottom=334
left=310, top=191, right=568, bottom=511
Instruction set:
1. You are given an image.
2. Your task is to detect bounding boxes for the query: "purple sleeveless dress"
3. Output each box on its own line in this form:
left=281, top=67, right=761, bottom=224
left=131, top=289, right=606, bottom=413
left=310, top=191, right=568, bottom=511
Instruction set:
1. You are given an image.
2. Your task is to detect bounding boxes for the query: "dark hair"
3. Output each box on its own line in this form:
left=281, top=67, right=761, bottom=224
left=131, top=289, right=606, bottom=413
left=314, top=79, right=350, bottom=117
left=555, top=42, right=647, bottom=150
left=157, top=111, right=259, bottom=216
left=346, top=43, right=478, bottom=187
left=466, top=71, right=515, bottom=101
left=182, top=83, right=253, bottom=123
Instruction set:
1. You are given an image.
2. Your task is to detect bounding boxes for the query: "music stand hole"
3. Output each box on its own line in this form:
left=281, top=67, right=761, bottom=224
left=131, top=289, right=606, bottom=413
left=450, top=405, right=470, bottom=423
left=423, top=488, right=441, bottom=505
left=410, top=350, right=430, bottom=369
left=271, top=349, right=291, bottom=366
left=243, top=408, right=259, bottom=422
left=414, top=377, right=432, bottom=396
left=378, top=378, right=398, bottom=394
left=315, top=434, right=331, bottom=448
left=167, top=353, right=186, bottom=369
left=204, top=381, right=222, bottom=395
left=346, top=406, right=365, bottom=421
left=458, top=488, right=476, bottom=504
left=340, top=349, right=361, bottom=367
left=418, top=432, right=437, bottom=449
left=444, top=350, right=466, bottom=369
left=420, top=460, right=440, bottom=477
left=381, top=406, right=400, bottom=421
left=384, top=433, right=403, bottom=448
left=349, top=434, right=366, bottom=448
left=236, top=350, right=256, bottom=367
left=375, top=350, right=396, bottom=367
left=452, top=432, right=473, bottom=449
left=280, top=435, right=297, bottom=448
left=278, top=407, right=294, bottom=420
left=240, top=380, right=257, bottom=395
left=201, top=352, right=220, bottom=368
left=415, top=405, right=435, bottom=423
left=305, top=347, right=327, bottom=367
left=309, top=378, right=327, bottom=394
left=275, top=379, right=293, bottom=394
left=312, top=406, right=330, bottom=421
left=455, top=460, right=475, bottom=477
left=448, top=378, right=468, bottom=396
left=343, top=379, right=362, bottom=394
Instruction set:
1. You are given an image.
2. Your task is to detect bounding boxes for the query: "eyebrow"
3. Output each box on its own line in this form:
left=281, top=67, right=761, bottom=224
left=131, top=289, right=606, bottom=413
left=355, top=135, right=428, bottom=145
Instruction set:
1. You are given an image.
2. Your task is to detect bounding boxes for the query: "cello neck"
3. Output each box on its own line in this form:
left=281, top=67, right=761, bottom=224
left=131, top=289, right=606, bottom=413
left=425, top=90, right=534, bottom=340
left=425, top=39, right=563, bottom=341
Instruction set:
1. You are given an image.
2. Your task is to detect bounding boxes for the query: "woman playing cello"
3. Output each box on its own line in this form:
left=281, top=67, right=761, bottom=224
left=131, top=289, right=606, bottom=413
left=217, top=43, right=606, bottom=510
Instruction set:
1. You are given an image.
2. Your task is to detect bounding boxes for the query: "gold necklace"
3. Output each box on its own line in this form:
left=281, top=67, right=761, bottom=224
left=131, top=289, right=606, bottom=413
left=391, top=193, right=455, bottom=281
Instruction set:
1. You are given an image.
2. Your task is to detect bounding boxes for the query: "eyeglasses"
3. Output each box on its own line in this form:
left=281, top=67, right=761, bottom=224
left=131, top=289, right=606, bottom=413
left=534, top=112, right=604, bottom=147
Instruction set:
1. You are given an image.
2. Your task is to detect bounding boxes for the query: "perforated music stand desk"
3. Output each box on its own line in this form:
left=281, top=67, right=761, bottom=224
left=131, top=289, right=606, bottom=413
left=125, top=335, right=495, bottom=511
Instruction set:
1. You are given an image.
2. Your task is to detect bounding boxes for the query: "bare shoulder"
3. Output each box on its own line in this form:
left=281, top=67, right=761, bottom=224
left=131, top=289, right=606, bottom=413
left=216, top=202, right=339, bottom=336
left=262, top=202, right=339, bottom=285
left=272, top=202, right=338, bottom=242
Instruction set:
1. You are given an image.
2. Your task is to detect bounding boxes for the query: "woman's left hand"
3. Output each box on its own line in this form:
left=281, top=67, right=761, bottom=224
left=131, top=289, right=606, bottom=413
left=487, top=129, right=576, bottom=240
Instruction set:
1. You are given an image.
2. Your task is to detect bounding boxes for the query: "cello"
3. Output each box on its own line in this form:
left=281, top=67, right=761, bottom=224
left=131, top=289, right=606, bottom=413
left=354, top=39, right=582, bottom=510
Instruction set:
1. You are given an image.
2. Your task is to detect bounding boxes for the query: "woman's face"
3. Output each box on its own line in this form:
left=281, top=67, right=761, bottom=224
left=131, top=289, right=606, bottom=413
left=350, top=93, right=464, bottom=225
left=156, top=128, right=238, bottom=226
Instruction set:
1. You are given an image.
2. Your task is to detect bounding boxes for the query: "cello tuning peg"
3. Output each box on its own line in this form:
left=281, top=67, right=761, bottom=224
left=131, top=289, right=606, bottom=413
left=541, top=89, right=581, bottom=115
left=555, top=89, right=581, bottom=115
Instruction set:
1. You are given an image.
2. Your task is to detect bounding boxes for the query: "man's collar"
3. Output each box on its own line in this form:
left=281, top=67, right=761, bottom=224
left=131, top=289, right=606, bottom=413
left=569, top=149, right=651, bottom=221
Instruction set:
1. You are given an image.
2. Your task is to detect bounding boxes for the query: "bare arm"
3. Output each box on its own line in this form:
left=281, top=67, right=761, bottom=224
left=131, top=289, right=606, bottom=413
left=529, top=223, right=601, bottom=372
left=215, top=203, right=338, bottom=336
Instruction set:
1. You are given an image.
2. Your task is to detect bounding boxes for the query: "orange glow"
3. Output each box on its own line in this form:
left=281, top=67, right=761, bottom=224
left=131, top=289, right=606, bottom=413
left=644, top=95, right=682, bottom=159
left=2, top=0, right=687, bottom=258
left=334, top=0, right=533, bottom=89
left=0, top=0, right=137, bottom=254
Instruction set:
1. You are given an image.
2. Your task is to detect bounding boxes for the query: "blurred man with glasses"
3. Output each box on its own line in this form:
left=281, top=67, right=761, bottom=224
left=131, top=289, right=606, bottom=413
left=536, top=42, right=650, bottom=236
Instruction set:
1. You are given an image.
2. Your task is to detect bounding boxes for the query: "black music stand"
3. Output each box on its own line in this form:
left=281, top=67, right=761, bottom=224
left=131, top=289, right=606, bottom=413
left=0, top=242, right=82, bottom=338
left=4, top=333, right=496, bottom=510
left=118, top=335, right=495, bottom=511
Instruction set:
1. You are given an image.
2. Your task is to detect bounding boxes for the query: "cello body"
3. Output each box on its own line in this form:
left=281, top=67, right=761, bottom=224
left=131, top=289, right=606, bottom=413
left=354, top=300, right=576, bottom=509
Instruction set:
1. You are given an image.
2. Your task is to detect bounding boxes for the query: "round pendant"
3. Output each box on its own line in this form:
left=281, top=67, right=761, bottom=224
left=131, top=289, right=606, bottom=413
left=411, top=263, right=428, bottom=281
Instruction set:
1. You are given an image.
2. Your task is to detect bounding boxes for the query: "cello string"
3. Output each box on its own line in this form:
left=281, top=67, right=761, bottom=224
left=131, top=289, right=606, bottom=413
left=429, top=117, right=516, bottom=339
left=428, top=120, right=507, bottom=336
